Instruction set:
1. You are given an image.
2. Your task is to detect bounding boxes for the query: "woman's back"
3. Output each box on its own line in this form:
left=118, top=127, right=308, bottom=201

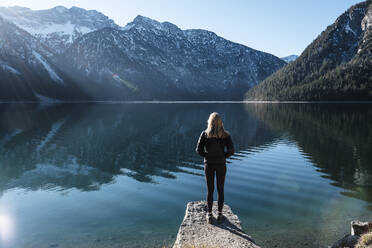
left=196, top=131, right=234, bottom=164
left=195, top=112, right=235, bottom=223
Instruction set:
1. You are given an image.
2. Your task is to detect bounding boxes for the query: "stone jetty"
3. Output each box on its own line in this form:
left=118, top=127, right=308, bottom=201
left=173, top=201, right=260, bottom=248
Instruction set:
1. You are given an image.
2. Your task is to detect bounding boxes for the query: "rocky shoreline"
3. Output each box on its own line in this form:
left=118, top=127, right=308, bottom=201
left=173, top=201, right=372, bottom=248
left=332, top=221, right=372, bottom=248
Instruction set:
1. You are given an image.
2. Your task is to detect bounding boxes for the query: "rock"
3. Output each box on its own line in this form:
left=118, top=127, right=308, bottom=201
left=173, top=201, right=260, bottom=248
left=49, top=243, right=59, bottom=248
left=332, top=234, right=360, bottom=248
left=332, top=220, right=372, bottom=248
left=351, top=221, right=372, bottom=236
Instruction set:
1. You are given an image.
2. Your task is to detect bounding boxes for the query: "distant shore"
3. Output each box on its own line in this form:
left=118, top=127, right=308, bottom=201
left=1, top=100, right=372, bottom=104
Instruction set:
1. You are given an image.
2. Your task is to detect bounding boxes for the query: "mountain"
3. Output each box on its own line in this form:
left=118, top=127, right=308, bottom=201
left=280, top=55, right=298, bottom=63
left=246, top=0, right=372, bottom=101
left=0, top=6, right=119, bottom=55
left=0, top=6, right=285, bottom=101
left=0, top=16, right=106, bottom=101
left=61, top=15, right=285, bottom=100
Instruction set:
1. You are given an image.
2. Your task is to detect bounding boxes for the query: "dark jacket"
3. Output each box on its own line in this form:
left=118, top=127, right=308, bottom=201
left=196, top=131, right=235, bottom=164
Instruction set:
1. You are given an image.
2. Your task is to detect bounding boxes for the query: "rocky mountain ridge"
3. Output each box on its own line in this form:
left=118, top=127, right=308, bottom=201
left=0, top=7, right=286, bottom=101
left=62, top=15, right=285, bottom=100
left=246, top=0, right=372, bottom=101
left=0, top=16, right=91, bottom=101
left=0, top=6, right=119, bottom=54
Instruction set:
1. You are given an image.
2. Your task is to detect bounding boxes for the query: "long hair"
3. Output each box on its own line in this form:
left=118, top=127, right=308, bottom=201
left=205, top=112, right=228, bottom=138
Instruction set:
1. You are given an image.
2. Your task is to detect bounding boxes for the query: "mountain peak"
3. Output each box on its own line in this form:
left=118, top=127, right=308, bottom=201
left=280, top=55, right=298, bottom=63
left=0, top=5, right=120, bottom=54
left=126, top=15, right=175, bottom=33
left=5, top=6, right=30, bottom=12
left=52, top=6, right=68, bottom=12
left=133, top=15, right=159, bottom=25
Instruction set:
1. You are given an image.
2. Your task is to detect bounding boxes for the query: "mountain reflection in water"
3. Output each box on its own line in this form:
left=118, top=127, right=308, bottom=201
left=0, top=102, right=371, bottom=248
left=245, top=103, right=372, bottom=207
left=0, top=103, right=277, bottom=192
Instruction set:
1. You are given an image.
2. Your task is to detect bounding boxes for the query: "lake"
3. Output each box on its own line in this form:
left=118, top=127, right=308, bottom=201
left=0, top=103, right=371, bottom=248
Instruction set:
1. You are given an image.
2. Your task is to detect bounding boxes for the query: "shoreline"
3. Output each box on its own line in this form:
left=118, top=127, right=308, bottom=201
left=1, top=100, right=372, bottom=104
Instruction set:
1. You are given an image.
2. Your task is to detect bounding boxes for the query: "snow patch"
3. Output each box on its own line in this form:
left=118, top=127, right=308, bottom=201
left=78, top=25, right=93, bottom=35
left=19, top=20, right=92, bottom=37
left=345, top=21, right=356, bottom=35
left=112, top=73, right=138, bottom=91
left=32, top=51, right=64, bottom=84
left=0, top=63, right=21, bottom=75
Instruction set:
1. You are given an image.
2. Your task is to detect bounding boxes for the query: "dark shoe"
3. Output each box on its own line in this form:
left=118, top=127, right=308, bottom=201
left=217, top=212, right=224, bottom=224
left=206, top=212, right=213, bottom=224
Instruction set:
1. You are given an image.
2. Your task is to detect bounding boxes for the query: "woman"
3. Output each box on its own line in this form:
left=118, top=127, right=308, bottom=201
left=196, top=112, right=234, bottom=224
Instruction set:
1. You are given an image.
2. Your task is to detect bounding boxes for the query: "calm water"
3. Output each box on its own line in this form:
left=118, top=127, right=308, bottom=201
left=0, top=103, right=371, bottom=248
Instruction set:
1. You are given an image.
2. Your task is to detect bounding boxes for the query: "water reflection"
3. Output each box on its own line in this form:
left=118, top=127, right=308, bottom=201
left=244, top=103, right=372, bottom=207
left=1, top=103, right=372, bottom=203
left=0, top=103, right=372, bottom=248
left=0, top=103, right=278, bottom=193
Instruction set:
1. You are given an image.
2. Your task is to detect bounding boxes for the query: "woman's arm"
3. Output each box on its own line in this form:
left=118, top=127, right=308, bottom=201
left=196, top=131, right=207, bottom=157
left=225, top=134, right=235, bottom=158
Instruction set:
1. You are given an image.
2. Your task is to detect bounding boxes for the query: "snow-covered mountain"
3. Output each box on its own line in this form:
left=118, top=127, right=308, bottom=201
left=0, top=6, right=120, bottom=54
left=62, top=15, right=286, bottom=100
left=280, top=55, right=298, bottom=63
left=0, top=6, right=286, bottom=101
left=0, top=16, right=95, bottom=101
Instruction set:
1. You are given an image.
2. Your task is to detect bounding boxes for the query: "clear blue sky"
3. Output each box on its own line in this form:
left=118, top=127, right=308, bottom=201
left=0, top=0, right=364, bottom=57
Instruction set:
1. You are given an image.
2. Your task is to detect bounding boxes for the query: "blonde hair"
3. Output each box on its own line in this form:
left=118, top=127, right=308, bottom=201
left=205, top=112, right=229, bottom=138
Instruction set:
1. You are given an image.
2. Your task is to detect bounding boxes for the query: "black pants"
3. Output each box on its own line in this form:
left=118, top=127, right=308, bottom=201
left=204, top=163, right=226, bottom=213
